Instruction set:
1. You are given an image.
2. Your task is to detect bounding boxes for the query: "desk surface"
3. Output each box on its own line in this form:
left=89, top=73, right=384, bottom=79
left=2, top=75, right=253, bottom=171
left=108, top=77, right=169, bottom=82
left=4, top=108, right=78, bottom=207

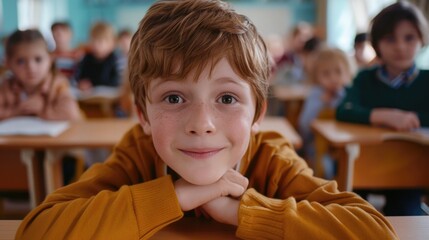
left=272, top=84, right=311, bottom=101
left=1, top=216, right=427, bottom=240
left=0, top=119, right=136, bottom=149
left=0, top=116, right=301, bottom=150
left=311, top=119, right=429, bottom=147
left=261, top=116, right=302, bottom=148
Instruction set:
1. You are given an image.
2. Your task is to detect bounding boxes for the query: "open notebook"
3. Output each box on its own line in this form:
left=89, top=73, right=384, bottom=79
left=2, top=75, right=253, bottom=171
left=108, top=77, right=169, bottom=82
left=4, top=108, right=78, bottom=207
left=0, top=117, right=70, bottom=137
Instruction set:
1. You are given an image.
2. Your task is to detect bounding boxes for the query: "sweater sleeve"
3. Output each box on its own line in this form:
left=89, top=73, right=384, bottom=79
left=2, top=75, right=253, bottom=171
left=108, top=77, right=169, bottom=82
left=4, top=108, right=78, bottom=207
left=336, top=73, right=372, bottom=124
left=16, top=129, right=183, bottom=239
left=236, top=136, right=397, bottom=239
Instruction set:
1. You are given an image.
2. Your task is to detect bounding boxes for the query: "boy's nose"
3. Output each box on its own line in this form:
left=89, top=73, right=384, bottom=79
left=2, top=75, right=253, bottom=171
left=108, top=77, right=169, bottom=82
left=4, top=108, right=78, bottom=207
left=185, top=103, right=216, bottom=136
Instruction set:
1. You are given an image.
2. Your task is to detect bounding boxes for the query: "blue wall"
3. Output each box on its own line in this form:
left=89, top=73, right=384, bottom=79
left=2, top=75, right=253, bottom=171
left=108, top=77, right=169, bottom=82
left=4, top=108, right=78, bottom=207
left=1, top=0, right=316, bottom=46
left=1, top=0, right=18, bottom=35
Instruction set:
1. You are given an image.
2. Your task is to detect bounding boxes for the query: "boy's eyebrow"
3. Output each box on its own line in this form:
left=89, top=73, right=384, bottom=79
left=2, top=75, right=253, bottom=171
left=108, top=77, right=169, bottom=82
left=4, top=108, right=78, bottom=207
left=216, top=77, right=248, bottom=87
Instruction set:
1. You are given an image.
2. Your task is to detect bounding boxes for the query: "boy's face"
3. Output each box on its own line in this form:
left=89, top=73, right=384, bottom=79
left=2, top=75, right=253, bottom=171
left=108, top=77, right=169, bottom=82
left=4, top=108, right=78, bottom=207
left=138, top=58, right=263, bottom=185
left=316, top=61, right=349, bottom=93
left=52, top=27, right=72, bottom=48
left=7, top=41, right=52, bottom=89
left=377, top=20, right=422, bottom=73
left=90, top=37, right=115, bottom=59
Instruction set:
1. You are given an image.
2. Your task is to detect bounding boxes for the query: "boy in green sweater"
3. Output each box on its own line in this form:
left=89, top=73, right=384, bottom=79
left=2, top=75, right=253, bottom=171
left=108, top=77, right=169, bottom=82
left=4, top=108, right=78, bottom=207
left=17, top=0, right=397, bottom=239
left=337, top=1, right=429, bottom=215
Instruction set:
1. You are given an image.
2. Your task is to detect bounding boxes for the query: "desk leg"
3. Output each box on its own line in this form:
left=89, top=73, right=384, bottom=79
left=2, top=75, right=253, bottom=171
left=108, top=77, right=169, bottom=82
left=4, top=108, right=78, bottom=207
left=44, top=151, right=64, bottom=195
left=335, top=144, right=360, bottom=191
left=20, top=150, right=45, bottom=209
left=314, top=133, right=329, bottom=178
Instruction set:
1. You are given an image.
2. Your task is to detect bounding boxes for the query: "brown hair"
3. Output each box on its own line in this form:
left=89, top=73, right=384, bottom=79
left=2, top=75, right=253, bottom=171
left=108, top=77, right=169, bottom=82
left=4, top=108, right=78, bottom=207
left=370, top=1, right=429, bottom=57
left=90, top=22, right=115, bottom=41
left=51, top=21, right=71, bottom=32
left=128, top=0, right=270, bottom=121
left=310, top=47, right=356, bottom=85
left=5, top=29, right=48, bottom=58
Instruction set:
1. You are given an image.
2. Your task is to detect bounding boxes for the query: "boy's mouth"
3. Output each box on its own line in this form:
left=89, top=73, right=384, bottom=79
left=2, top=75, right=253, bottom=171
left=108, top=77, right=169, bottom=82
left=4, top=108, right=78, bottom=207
left=179, top=148, right=224, bottom=160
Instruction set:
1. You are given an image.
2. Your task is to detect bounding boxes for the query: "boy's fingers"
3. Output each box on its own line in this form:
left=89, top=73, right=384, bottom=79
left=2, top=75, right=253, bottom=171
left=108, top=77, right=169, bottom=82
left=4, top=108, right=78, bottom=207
left=227, top=183, right=245, bottom=198
left=223, top=169, right=249, bottom=189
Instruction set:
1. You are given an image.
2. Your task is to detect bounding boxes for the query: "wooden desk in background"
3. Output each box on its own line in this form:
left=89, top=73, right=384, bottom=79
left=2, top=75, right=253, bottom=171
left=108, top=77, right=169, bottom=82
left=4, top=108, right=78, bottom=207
left=77, top=86, right=120, bottom=118
left=272, top=84, right=311, bottom=129
left=1, top=216, right=428, bottom=240
left=311, top=119, right=429, bottom=191
left=0, top=119, right=136, bottom=208
left=0, top=117, right=300, bottom=209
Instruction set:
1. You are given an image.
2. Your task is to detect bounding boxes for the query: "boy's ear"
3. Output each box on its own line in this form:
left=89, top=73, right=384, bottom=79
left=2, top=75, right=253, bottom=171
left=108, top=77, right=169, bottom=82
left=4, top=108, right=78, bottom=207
left=251, top=101, right=267, bottom=134
left=136, top=106, right=152, bottom=135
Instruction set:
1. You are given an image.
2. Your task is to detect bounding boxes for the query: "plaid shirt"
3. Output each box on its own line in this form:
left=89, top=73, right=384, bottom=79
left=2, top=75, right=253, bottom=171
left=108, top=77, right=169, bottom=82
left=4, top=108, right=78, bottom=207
left=376, top=64, right=419, bottom=89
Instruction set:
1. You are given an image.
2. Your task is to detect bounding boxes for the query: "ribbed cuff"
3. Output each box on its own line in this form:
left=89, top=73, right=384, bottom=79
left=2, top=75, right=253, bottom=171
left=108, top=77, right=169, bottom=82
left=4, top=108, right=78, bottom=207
left=237, top=188, right=293, bottom=239
left=130, top=175, right=183, bottom=238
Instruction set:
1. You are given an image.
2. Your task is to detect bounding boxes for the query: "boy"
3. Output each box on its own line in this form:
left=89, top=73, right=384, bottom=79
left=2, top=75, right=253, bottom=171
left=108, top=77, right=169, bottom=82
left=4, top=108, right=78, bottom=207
left=75, top=21, right=123, bottom=91
left=17, top=1, right=397, bottom=239
left=337, top=1, right=429, bottom=216
left=50, top=21, right=84, bottom=83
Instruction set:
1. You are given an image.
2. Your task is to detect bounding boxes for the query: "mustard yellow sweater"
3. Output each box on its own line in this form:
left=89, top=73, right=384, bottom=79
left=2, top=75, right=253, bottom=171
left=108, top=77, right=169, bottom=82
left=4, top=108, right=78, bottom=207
left=16, top=125, right=397, bottom=239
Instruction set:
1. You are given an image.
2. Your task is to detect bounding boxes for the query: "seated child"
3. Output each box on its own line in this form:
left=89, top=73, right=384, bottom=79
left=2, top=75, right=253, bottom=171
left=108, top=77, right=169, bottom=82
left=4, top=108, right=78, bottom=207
left=116, top=28, right=132, bottom=61
left=337, top=1, right=429, bottom=216
left=50, top=21, right=84, bottom=85
left=0, top=29, right=81, bottom=121
left=299, top=47, right=356, bottom=177
left=16, top=1, right=397, bottom=239
left=75, top=22, right=123, bottom=92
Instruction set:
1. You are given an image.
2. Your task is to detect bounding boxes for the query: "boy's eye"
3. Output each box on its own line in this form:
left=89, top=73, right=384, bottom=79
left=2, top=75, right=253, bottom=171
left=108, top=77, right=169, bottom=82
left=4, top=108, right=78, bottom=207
left=404, top=34, right=417, bottom=42
left=35, top=56, right=43, bottom=63
left=218, top=94, right=237, bottom=104
left=164, top=94, right=183, bottom=104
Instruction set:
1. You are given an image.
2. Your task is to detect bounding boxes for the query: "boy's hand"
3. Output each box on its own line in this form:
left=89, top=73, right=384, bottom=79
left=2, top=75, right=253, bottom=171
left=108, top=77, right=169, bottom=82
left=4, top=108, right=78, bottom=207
left=202, top=196, right=240, bottom=226
left=174, top=169, right=248, bottom=211
left=370, top=108, right=420, bottom=131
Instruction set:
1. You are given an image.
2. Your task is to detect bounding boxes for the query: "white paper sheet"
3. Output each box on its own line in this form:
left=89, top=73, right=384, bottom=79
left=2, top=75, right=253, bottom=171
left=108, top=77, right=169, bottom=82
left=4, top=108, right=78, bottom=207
left=0, top=117, right=70, bottom=137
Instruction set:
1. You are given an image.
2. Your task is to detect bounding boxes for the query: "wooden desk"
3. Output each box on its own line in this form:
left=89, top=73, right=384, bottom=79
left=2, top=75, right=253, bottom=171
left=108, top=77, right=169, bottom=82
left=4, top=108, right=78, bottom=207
left=272, top=84, right=311, bottom=129
left=0, top=119, right=136, bottom=208
left=0, top=117, right=300, bottom=209
left=311, top=120, right=429, bottom=191
left=1, top=216, right=428, bottom=240
left=77, top=86, right=120, bottom=118
left=261, top=116, right=302, bottom=149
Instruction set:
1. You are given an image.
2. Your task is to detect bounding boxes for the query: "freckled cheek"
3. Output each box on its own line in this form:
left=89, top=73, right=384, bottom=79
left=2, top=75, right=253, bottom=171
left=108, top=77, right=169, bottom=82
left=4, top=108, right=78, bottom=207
left=149, top=111, right=182, bottom=145
left=220, top=108, right=254, bottom=134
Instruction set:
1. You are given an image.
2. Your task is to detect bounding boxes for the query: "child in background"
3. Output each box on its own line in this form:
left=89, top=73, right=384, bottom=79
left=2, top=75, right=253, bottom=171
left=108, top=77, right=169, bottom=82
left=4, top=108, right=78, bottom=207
left=75, top=22, right=123, bottom=92
left=337, top=1, right=429, bottom=216
left=116, top=29, right=132, bottom=58
left=300, top=36, right=325, bottom=80
left=116, top=29, right=132, bottom=77
left=274, top=22, right=314, bottom=84
left=299, top=47, right=356, bottom=177
left=0, top=29, right=81, bottom=121
left=353, top=32, right=377, bottom=69
left=50, top=21, right=84, bottom=85
left=16, top=1, right=396, bottom=239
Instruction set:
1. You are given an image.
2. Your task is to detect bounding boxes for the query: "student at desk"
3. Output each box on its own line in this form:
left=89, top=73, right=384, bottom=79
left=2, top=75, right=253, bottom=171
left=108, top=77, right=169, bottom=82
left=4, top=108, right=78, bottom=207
left=0, top=29, right=81, bottom=121
left=17, top=1, right=397, bottom=239
left=299, top=47, right=356, bottom=177
left=336, top=1, right=429, bottom=216
left=75, top=22, right=123, bottom=92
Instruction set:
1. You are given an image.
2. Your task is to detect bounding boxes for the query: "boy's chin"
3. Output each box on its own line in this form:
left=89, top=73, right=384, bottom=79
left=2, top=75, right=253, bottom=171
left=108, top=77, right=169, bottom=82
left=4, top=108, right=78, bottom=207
left=181, top=172, right=222, bottom=186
